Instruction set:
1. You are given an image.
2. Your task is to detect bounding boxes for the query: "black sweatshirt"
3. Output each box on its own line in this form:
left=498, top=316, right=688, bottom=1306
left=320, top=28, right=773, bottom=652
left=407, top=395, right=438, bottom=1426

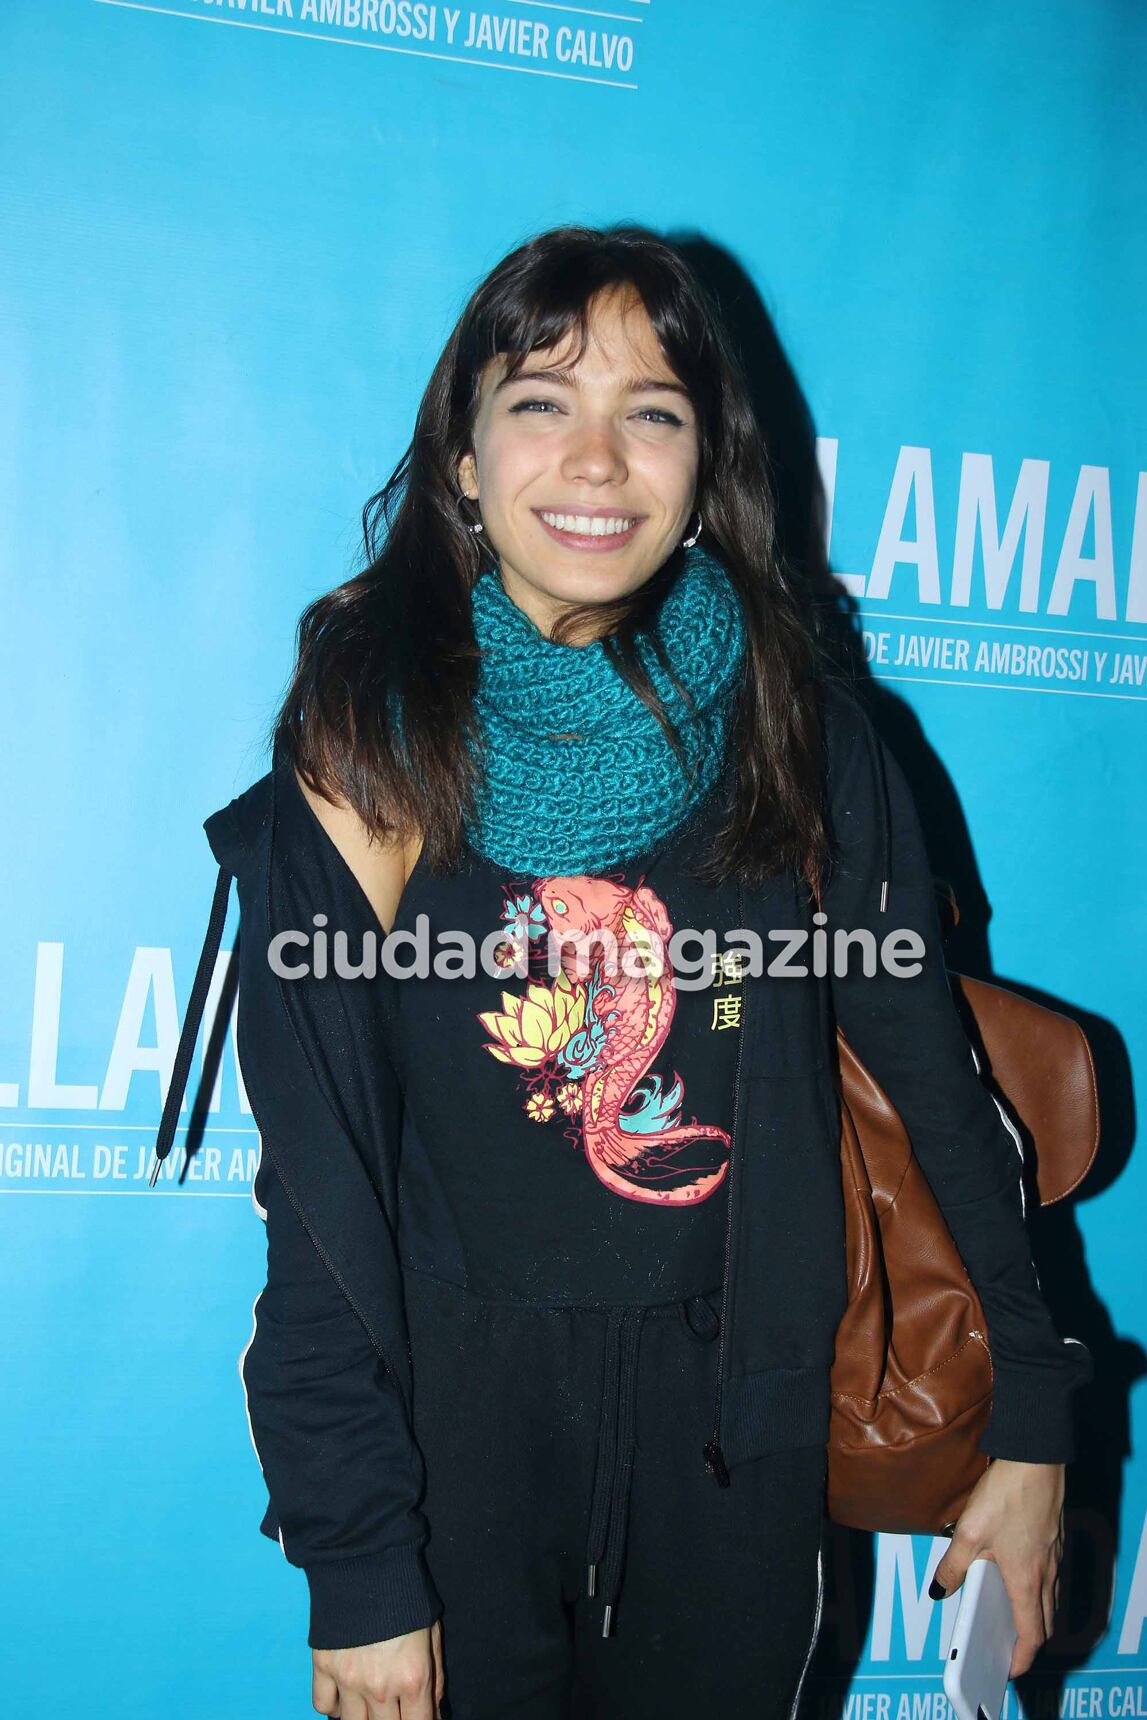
left=155, top=680, right=1093, bottom=1649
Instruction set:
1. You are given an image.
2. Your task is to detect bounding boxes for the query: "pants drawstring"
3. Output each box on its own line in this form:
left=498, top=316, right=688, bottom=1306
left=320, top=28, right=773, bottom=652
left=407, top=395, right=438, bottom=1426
left=585, top=1304, right=646, bottom=1638
left=583, top=1292, right=719, bottom=1639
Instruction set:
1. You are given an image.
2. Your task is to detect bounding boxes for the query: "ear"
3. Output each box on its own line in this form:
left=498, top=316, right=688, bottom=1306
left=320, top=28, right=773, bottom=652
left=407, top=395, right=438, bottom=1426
left=457, top=450, right=479, bottom=500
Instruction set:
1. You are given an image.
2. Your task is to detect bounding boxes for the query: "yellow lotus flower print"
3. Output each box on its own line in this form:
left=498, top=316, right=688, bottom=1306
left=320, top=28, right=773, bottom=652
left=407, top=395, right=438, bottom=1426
left=477, top=970, right=587, bottom=1069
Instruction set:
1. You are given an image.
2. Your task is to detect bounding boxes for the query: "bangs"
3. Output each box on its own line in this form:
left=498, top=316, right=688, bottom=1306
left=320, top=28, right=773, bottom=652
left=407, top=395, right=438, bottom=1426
left=477, top=269, right=699, bottom=409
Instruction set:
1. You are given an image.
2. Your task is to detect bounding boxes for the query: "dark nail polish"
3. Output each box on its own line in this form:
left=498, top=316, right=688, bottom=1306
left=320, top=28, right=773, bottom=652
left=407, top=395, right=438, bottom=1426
left=929, top=1577, right=947, bottom=1600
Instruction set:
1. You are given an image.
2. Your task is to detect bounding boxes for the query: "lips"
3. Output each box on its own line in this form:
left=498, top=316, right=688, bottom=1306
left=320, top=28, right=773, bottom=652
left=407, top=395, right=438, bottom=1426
left=533, top=509, right=644, bottom=552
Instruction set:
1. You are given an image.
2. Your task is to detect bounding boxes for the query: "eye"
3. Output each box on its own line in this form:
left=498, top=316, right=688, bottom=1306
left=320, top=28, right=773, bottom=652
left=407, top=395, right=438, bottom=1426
left=635, top=408, right=685, bottom=427
left=552, top=898, right=568, bottom=915
left=508, top=398, right=561, bottom=415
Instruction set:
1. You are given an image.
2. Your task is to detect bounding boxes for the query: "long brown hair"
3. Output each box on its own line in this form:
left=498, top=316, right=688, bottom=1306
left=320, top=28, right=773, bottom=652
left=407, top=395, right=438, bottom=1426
left=272, top=222, right=835, bottom=892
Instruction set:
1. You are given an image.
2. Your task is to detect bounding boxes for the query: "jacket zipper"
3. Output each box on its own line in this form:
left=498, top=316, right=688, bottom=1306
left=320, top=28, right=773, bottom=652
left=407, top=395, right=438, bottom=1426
left=703, top=880, right=751, bottom=1488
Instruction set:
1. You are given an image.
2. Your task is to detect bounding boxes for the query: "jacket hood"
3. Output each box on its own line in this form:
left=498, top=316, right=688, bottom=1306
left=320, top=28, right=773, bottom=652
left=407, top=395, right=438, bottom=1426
left=148, top=766, right=272, bottom=1188
left=203, top=769, right=274, bottom=882
left=820, top=680, right=891, bottom=912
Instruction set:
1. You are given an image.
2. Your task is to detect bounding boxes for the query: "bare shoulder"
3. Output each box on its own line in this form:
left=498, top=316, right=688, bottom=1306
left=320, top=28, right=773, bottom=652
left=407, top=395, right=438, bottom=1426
left=293, top=767, right=422, bottom=936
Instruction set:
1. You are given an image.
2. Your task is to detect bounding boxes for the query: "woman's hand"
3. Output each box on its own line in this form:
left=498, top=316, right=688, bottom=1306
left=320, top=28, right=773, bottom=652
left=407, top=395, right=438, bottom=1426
left=311, top=1619, right=445, bottom=1719
left=931, top=1458, right=1065, bottom=1678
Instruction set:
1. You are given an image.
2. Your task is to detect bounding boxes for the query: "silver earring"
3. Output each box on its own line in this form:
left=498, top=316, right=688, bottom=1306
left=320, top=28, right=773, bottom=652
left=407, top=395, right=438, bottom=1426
left=681, top=510, right=703, bottom=549
left=457, top=492, right=486, bottom=536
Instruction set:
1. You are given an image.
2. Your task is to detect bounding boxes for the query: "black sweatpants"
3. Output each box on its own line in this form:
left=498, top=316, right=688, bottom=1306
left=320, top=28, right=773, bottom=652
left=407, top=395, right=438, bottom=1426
left=403, top=1266, right=827, bottom=1720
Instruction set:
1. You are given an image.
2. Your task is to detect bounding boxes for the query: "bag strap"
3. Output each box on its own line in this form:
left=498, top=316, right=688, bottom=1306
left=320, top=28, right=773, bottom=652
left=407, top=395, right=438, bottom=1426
left=148, top=864, right=234, bottom=1187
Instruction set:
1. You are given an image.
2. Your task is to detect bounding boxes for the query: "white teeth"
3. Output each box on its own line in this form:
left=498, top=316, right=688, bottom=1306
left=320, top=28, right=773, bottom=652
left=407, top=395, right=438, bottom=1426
left=539, top=511, right=637, bottom=537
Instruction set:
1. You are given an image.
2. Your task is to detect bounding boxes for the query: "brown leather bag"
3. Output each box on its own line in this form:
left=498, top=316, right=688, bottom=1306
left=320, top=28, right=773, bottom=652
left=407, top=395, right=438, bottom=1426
left=826, top=959, right=1099, bottom=1534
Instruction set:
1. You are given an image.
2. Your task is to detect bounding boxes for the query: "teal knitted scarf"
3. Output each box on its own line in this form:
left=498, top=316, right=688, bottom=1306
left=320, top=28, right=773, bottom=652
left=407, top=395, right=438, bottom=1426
left=462, top=545, right=747, bottom=875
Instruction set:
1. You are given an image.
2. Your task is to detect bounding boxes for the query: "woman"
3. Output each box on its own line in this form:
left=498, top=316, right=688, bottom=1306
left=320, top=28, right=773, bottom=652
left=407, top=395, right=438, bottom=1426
left=158, top=225, right=1088, bottom=1719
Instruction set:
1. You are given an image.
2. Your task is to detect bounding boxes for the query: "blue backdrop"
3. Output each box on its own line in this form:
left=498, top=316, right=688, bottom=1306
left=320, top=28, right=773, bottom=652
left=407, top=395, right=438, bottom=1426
left=2, top=2, right=1143, bottom=1714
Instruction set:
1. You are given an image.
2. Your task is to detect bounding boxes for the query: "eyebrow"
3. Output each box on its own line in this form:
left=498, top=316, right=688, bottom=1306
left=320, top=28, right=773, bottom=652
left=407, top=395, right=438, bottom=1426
left=493, top=364, right=692, bottom=402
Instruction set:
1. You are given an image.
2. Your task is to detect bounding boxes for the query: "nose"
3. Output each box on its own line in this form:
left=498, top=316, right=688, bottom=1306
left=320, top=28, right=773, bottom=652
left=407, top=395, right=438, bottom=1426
left=560, top=416, right=629, bottom=488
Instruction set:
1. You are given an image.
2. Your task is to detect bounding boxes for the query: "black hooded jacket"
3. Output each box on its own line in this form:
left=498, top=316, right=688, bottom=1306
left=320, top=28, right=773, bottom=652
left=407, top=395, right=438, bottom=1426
left=154, top=680, right=1093, bottom=1650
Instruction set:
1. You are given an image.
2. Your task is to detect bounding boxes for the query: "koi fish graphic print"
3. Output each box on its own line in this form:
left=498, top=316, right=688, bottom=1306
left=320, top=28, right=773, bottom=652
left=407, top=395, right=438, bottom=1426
left=478, top=872, right=734, bottom=1206
left=386, top=820, right=744, bottom=1302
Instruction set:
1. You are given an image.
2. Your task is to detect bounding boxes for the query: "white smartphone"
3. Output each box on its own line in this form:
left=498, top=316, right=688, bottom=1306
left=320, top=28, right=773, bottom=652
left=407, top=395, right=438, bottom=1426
left=942, top=1557, right=1018, bottom=1720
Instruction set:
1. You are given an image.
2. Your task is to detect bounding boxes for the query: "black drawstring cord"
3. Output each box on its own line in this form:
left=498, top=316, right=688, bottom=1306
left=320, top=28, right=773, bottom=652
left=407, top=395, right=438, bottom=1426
left=148, top=864, right=234, bottom=1187
left=586, top=1310, right=623, bottom=1597
left=585, top=1305, right=647, bottom=1637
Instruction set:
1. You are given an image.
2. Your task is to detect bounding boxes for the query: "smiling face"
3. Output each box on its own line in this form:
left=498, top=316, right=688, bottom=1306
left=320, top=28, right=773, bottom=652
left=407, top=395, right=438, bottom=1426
left=456, top=284, right=701, bottom=640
